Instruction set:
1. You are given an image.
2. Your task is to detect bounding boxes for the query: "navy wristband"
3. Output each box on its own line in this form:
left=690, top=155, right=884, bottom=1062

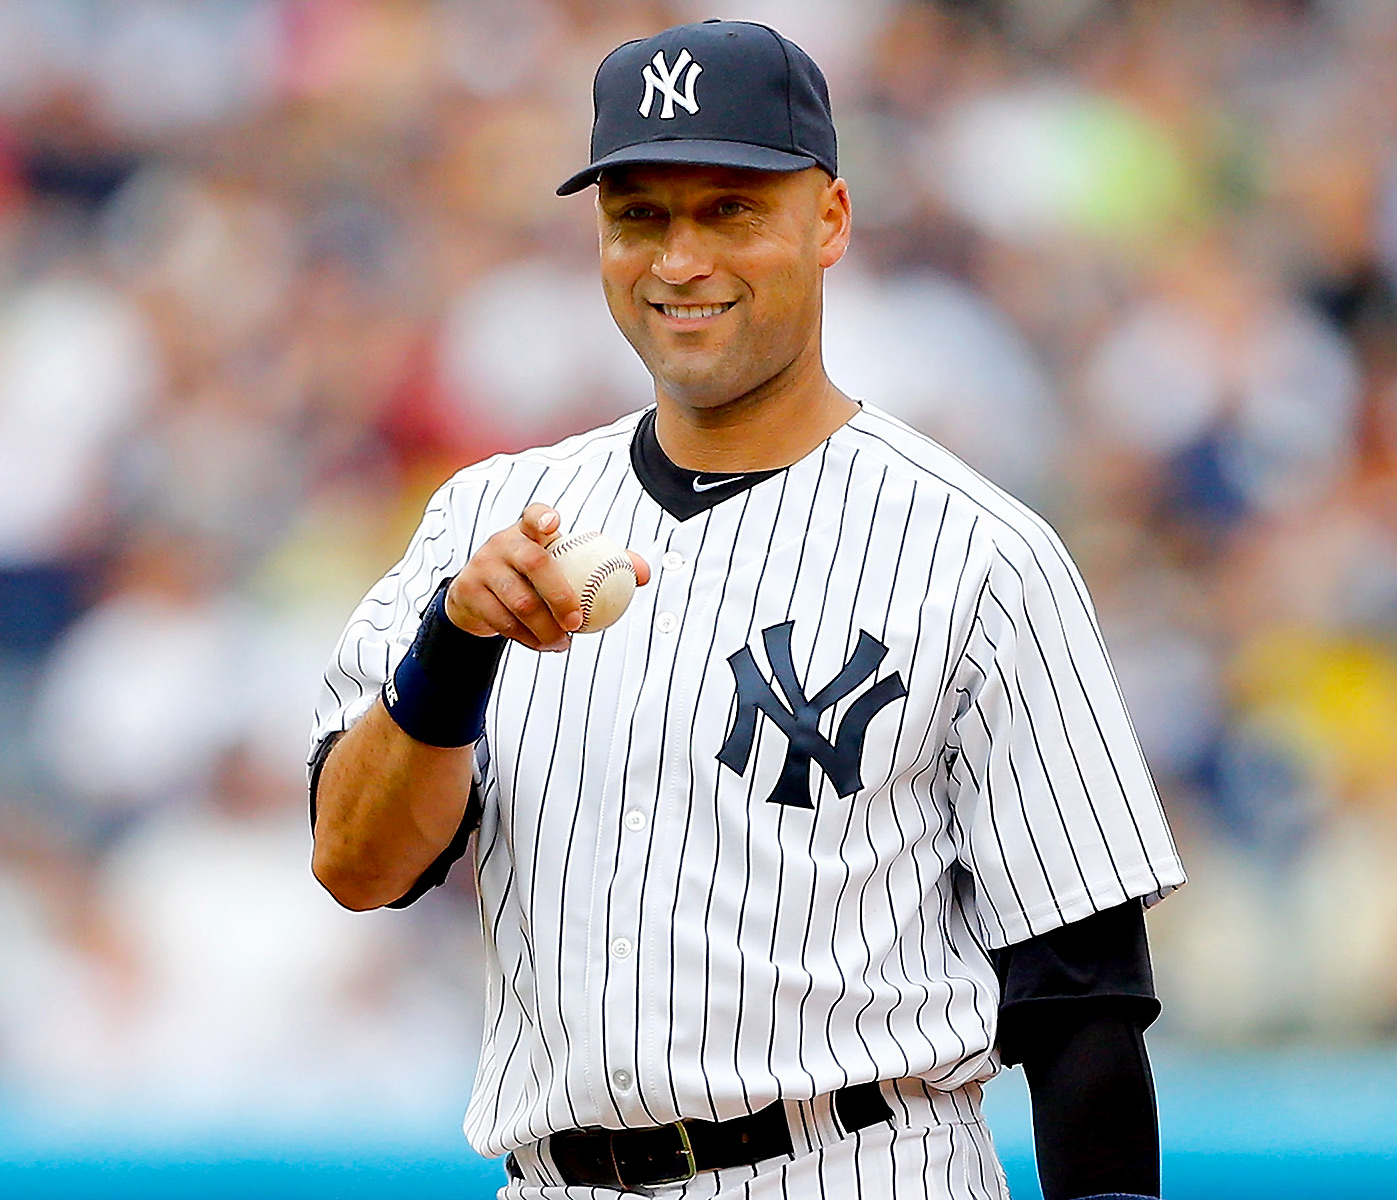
left=383, top=582, right=505, bottom=747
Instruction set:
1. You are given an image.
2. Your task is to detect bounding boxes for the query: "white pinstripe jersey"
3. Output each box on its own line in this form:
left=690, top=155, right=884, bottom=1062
left=310, top=403, right=1185, bottom=1159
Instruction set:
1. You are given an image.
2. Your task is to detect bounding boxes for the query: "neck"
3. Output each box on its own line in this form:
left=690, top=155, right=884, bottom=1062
left=652, top=352, right=858, bottom=472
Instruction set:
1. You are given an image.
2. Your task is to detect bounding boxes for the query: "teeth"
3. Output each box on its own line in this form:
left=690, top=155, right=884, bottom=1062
left=661, top=303, right=731, bottom=320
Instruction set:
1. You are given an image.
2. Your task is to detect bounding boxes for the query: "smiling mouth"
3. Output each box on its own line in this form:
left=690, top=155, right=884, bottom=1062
left=651, top=301, right=737, bottom=320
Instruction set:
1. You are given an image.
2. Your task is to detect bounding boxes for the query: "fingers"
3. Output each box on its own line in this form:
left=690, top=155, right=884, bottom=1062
left=450, top=553, right=574, bottom=650
left=510, top=503, right=585, bottom=635
left=447, top=508, right=652, bottom=652
left=519, top=503, right=560, bottom=547
left=515, top=524, right=584, bottom=635
left=457, top=576, right=558, bottom=652
left=446, top=507, right=580, bottom=650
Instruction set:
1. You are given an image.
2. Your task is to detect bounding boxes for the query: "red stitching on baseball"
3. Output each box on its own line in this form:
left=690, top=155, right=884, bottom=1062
left=549, top=531, right=599, bottom=559
left=577, top=556, right=632, bottom=625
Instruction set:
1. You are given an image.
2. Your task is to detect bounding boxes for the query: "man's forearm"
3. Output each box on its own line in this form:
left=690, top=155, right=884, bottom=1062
left=311, top=699, right=476, bottom=910
left=1021, top=1004, right=1160, bottom=1200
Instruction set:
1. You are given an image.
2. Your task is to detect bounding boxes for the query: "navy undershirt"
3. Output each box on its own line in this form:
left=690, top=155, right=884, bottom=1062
left=629, top=407, right=781, bottom=520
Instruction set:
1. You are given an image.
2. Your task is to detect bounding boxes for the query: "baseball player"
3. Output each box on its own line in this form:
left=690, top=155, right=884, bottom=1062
left=310, top=20, right=1185, bottom=1200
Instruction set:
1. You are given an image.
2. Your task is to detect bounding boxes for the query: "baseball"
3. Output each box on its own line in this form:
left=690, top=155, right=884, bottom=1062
left=547, top=530, right=638, bottom=633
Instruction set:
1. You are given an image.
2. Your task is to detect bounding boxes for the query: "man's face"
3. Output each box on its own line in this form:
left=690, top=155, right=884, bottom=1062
left=596, top=165, right=850, bottom=410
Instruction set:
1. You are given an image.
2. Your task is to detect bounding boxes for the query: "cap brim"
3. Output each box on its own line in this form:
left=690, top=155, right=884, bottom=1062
left=556, top=139, right=818, bottom=196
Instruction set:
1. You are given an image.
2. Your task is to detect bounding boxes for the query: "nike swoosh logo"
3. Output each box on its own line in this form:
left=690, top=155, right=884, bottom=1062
left=692, top=475, right=739, bottom=493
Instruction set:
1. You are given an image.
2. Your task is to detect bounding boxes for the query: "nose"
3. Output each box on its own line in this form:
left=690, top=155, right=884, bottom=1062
left=652, top=220, right=713, bottom=286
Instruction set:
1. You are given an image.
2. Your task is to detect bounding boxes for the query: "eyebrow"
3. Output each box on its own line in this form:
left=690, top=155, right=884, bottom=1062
left=598, top=178, right=646, bottom=199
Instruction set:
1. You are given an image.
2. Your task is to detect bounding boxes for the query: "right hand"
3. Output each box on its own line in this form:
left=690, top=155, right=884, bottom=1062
left=443, top=505, right=649, bottom=652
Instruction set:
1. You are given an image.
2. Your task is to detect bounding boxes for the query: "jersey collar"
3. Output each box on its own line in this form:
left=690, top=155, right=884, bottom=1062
left=629, top=408, right=782, bottom=520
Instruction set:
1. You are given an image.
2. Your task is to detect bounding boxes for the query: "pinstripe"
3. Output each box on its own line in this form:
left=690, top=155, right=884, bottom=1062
left=311, top=404, right=1184, bottom=1169
left=796, top=1101, right=814, bottom=1153
left=984, top=582, right=1094, bottom=898
left=985, top=553, right=1134, bottom=896
left=581, top=464, right=654, bottom=1123
left=970, top=1117, right=999, bottom=1199
left=973, top=621, right=1065, bottom=918
left=728, top=476, right=801, bottom=1109
left=848, top=413, right=1180, bottom=888
left=946, top=697, right=1017, bottom=947
left=894, top=499, right=977, bottom=1063
left=612, top=502, right=675, bottom=1119
left=793, top=449, right=872, bottom=1084
left=846, top=469, right=918, bottom=1072
left=596, top=490, right=662, bottom=1126
left=809, top=452, right=886, bottom=1082
left=659, top=507, right=721, bottom=1116
left=499, top=456, right=622, bottom=1141
left=695, top=491, right=761, bottom=1118
left=997, top=550, right=1159, bottom=890
left=768, top=444, right=831, bottom=1100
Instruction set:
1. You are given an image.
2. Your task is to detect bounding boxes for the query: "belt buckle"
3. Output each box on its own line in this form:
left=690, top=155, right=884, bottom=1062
left=620, top=1119, right=697, bottom=1187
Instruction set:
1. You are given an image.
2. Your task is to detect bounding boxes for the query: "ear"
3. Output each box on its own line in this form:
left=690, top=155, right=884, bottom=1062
left=816, top=176, right=852, bottom=269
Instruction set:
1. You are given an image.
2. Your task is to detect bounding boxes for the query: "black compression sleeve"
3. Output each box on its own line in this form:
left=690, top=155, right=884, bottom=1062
left=992, top=901, right=1162, bottom=1200
left=993, top=899, right=1159, bottom=1064
left=1021, top=1001, right=1160, bottom=1200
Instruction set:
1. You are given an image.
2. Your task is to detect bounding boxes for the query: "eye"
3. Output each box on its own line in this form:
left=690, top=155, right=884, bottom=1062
left=619, top=204, right=657, bottom=221
left=715, top=199, right=748, bottom=217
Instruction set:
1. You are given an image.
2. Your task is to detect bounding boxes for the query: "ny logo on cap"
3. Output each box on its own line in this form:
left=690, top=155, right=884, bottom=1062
left=718, top=622, right=907, bottom=810
left=639, top=48, right=702, bottom=119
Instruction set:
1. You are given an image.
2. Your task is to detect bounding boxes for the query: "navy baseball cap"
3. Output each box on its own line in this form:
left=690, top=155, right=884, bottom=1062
left=556, top=19, right=837, bottom=196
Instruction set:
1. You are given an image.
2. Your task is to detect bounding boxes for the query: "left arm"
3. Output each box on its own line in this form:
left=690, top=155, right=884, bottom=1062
left=994, top=900, right=1162, bottom=1200
left=939, top=520, right=1186, bottom=1199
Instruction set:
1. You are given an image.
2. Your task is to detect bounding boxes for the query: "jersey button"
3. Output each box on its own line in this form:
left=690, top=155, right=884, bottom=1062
left=623, top=809, right=648, bottom=832
left=612, top=1069, right=633, bottom=1090
left=656, top=611, right=679, bottom=634
left=661, top=550, right=685, bottom=571
left=610, top=937, right=633, bottom=959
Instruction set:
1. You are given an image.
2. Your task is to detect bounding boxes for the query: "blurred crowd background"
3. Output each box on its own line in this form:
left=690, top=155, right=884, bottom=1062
left=2, top=0, right=1397, bottom=1148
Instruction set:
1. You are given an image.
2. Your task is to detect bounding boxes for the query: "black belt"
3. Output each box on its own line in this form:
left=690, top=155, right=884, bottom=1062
left=518, top=1082, right=894, bottom=1190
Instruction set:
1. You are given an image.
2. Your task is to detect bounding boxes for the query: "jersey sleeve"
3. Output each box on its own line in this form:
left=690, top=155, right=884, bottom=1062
left=307, top=477, right=477, bottom=767
left=944, top=533, right=1185, bottom=950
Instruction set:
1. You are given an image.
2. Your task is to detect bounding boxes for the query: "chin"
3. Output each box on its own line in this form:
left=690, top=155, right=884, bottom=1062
left=653, top=367, right=750, bottom=409
left=648, top=350, right=766, bottom=407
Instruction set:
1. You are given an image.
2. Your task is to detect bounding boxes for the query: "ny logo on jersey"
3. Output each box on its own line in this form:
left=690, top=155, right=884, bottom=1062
left=639, top=48, right=702, bottom=119
left=718, top=622, right=907, bottom=809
